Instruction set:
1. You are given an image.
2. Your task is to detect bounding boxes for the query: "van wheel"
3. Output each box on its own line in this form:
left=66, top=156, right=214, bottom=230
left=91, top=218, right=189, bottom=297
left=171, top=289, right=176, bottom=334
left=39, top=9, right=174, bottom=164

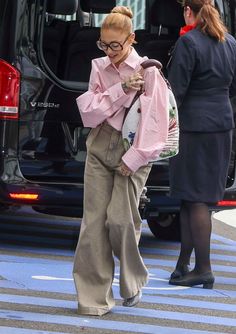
left=146, top=213, right=180, bottom=241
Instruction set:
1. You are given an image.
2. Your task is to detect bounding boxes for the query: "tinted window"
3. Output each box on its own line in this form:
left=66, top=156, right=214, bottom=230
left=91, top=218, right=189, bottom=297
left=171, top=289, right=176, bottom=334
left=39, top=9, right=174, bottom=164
left=94, top=0, right=146, bottom=30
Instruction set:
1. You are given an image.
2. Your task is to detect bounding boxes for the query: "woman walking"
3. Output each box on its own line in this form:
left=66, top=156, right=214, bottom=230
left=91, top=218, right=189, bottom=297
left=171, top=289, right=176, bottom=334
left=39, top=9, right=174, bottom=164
left=73, top=6, right=169, bottom=315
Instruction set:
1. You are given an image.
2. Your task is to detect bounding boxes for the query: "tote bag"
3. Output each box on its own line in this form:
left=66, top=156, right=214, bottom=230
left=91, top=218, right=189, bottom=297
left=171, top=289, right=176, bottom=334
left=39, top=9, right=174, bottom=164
left=122, top=59, right=179, bottom=161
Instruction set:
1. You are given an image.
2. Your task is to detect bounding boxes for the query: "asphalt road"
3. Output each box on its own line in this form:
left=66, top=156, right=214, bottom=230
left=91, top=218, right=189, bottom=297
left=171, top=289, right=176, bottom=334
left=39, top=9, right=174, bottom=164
left=0, top=207, right=235, bottom=334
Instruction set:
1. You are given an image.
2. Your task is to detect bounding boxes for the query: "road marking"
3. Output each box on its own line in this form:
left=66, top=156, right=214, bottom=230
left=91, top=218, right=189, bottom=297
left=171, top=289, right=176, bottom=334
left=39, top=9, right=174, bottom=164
left=31, top=275, right=190, bottom=291
left=0, top=327, right=69, bottom=334
left=1, top=292, right=236, bottom=313
left=140, top=247, right=236, bottom=262
left=212, top=233, right=236, bottom=245
left=1, top=259, right=236, bottom=298
left=1, top=255, right=236, bottom=273
left=1, top=238, right=236, bottom=257
left=32, top=275, right=73, bottom=281
left=0, top=229, right=236, bottom=334
left=0, top=309, right=227, bottom=334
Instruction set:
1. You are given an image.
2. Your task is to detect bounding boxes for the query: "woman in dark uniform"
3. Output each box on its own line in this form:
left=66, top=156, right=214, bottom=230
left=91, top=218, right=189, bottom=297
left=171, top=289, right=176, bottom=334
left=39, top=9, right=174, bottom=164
left=168, top=0, right=236, bottom=288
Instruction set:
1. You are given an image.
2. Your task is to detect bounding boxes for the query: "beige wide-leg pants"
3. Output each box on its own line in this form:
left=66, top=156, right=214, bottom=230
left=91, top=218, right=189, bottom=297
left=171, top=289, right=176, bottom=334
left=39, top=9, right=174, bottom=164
left=73, top=122, right=151, bottom=316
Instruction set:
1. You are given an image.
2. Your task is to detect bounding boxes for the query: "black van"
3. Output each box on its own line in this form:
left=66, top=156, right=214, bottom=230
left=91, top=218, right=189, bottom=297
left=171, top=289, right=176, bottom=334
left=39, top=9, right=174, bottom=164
left=0, top=0, right=235, bottom=240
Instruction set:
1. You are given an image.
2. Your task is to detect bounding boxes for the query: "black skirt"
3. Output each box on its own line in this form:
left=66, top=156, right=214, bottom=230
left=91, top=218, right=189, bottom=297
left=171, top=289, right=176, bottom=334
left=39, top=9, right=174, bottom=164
left=169, top=130, right=233, bottom=203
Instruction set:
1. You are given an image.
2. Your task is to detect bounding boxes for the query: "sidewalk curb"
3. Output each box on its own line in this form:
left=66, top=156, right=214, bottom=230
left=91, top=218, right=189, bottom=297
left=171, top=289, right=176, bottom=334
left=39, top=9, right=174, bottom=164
left=212, top=209, right=236, bottom=241
left=212, top=209, right=236, bottom=226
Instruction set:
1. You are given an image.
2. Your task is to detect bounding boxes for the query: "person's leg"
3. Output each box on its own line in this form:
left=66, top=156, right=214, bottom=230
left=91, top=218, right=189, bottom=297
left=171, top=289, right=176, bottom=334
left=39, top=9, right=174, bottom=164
left=106, top=164, right=151, bottom=303
left=169, top=201, right=214, bottom=288
left=188, top=202, right=212, bottom=274
left=73, top=127, right=115, bottom=316
left=170, top=201, right=193, bottom=279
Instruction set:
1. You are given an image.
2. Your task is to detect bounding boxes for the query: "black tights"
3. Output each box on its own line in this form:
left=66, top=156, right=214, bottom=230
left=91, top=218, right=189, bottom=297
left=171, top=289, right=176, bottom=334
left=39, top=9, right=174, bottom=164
left=176, top=200, right=212, bottom=274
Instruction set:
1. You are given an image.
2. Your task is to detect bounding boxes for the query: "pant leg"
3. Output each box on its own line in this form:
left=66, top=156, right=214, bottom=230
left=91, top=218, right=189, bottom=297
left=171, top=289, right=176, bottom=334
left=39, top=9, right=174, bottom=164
left=73, top=126, right=115, bottom=316
left=73, top=122, right=152, bottom=313
left=106, top=164, right=152, bottom=299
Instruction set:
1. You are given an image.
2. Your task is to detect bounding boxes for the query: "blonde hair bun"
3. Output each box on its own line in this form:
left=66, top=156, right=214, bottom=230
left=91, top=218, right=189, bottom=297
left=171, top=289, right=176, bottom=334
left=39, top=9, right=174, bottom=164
left=101, top=5, right=133, bottom=33
left=111, top=6, right=133, bottom=19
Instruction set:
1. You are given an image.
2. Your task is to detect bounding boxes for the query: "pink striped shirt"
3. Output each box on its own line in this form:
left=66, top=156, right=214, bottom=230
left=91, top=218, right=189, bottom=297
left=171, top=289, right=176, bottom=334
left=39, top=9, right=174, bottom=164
left=76, top=48, right=169, bottom=172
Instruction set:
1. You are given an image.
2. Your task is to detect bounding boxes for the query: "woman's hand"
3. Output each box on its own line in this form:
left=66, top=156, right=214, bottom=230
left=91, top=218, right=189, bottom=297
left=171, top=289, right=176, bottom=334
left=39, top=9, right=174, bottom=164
left=122, top=72, right=144, bottom=92
left=119, top=161, right=133, bottom=176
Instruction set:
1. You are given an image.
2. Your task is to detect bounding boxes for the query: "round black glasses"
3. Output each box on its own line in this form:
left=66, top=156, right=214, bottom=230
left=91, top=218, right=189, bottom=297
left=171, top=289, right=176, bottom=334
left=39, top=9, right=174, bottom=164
left=96, top=34, right=131, bottom=51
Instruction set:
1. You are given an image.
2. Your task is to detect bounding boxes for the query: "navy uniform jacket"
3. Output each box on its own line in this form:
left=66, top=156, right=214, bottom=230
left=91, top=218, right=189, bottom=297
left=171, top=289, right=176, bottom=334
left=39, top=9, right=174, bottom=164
left=168, top=28, right=236, bottom=132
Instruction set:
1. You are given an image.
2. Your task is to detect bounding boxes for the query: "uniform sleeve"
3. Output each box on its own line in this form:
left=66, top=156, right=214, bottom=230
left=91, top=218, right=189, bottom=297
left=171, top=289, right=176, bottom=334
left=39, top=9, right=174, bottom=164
left=167, top=36, right=196, bottom=108
left=122, top=68, right=169, bottom=172
left=76, top=59, right=131, bottom=128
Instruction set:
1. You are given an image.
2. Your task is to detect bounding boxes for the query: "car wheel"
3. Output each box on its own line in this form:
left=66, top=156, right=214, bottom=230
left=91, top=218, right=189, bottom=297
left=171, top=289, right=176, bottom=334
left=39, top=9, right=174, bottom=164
left=146, top=213, right=180, bottom=241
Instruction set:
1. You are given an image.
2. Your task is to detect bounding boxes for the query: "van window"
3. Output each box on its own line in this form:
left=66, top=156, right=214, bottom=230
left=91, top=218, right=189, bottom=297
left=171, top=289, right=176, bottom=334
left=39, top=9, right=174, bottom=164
left=41, top=0, right=146, bottom=84
left=215, top=0, right=224, bottom=20
left=54, top=14, right=77, bottom=21
left=223, top=0, right=231, bottom=32
left=54, top=1, right=146, bottom=29
left=231, top=2, right=236, bottom=35
left=215, top=0, right=232, bottom=33
left=94, top=0, right=146, bottom=30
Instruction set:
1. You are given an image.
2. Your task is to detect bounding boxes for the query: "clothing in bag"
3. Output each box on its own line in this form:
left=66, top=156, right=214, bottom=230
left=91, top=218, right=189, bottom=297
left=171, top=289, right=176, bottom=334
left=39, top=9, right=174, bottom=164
left=122, top=59, right=179, bottom=161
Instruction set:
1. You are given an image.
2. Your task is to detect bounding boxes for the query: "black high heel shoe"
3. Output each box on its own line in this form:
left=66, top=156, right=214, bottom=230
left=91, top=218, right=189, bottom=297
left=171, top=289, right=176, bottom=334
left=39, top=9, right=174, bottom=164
left=169, top=271, right=215, bottom=289
left=170, top=264, right=190, bottom=279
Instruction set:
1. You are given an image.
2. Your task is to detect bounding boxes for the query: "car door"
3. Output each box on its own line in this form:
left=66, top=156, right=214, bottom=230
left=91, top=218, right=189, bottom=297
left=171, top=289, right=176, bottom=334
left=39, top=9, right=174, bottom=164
left=18, top=0, right=87, bottom=185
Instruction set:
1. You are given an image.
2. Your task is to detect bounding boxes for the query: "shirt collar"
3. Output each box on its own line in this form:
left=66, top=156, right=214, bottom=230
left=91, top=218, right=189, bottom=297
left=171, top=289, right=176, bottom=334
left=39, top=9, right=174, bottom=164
left=103, top=47, right=140, bottom=70
left=179, top=23, right=197, bottom=36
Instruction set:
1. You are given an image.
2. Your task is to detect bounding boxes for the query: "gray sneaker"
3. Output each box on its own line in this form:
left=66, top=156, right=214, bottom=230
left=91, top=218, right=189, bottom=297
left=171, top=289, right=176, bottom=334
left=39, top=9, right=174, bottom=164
left=122, top=291, right=142, bottom=307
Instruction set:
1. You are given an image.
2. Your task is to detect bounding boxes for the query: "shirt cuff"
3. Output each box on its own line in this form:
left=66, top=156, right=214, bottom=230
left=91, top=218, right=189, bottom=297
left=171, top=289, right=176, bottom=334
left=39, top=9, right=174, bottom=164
left=107, top=82, right=128, bottom=104
left=122, top=146, right=148, bottom=173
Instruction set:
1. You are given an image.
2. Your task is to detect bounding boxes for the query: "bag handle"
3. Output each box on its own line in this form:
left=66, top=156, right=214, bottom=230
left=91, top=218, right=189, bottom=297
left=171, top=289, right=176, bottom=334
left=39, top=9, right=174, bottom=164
left=141, top=59, right=162, bottom=70
left=141, top=59, right=171, bottom=89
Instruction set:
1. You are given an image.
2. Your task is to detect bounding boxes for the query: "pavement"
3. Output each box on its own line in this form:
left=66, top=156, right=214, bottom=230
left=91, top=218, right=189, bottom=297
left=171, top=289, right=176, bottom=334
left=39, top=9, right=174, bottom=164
left=213, top=209, right=236, bottom=227
left=1, top=217, right=236, bottom=333
left=0, top=207, right=236, bottom=333
left=212, top=209, right=236, bottom=242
